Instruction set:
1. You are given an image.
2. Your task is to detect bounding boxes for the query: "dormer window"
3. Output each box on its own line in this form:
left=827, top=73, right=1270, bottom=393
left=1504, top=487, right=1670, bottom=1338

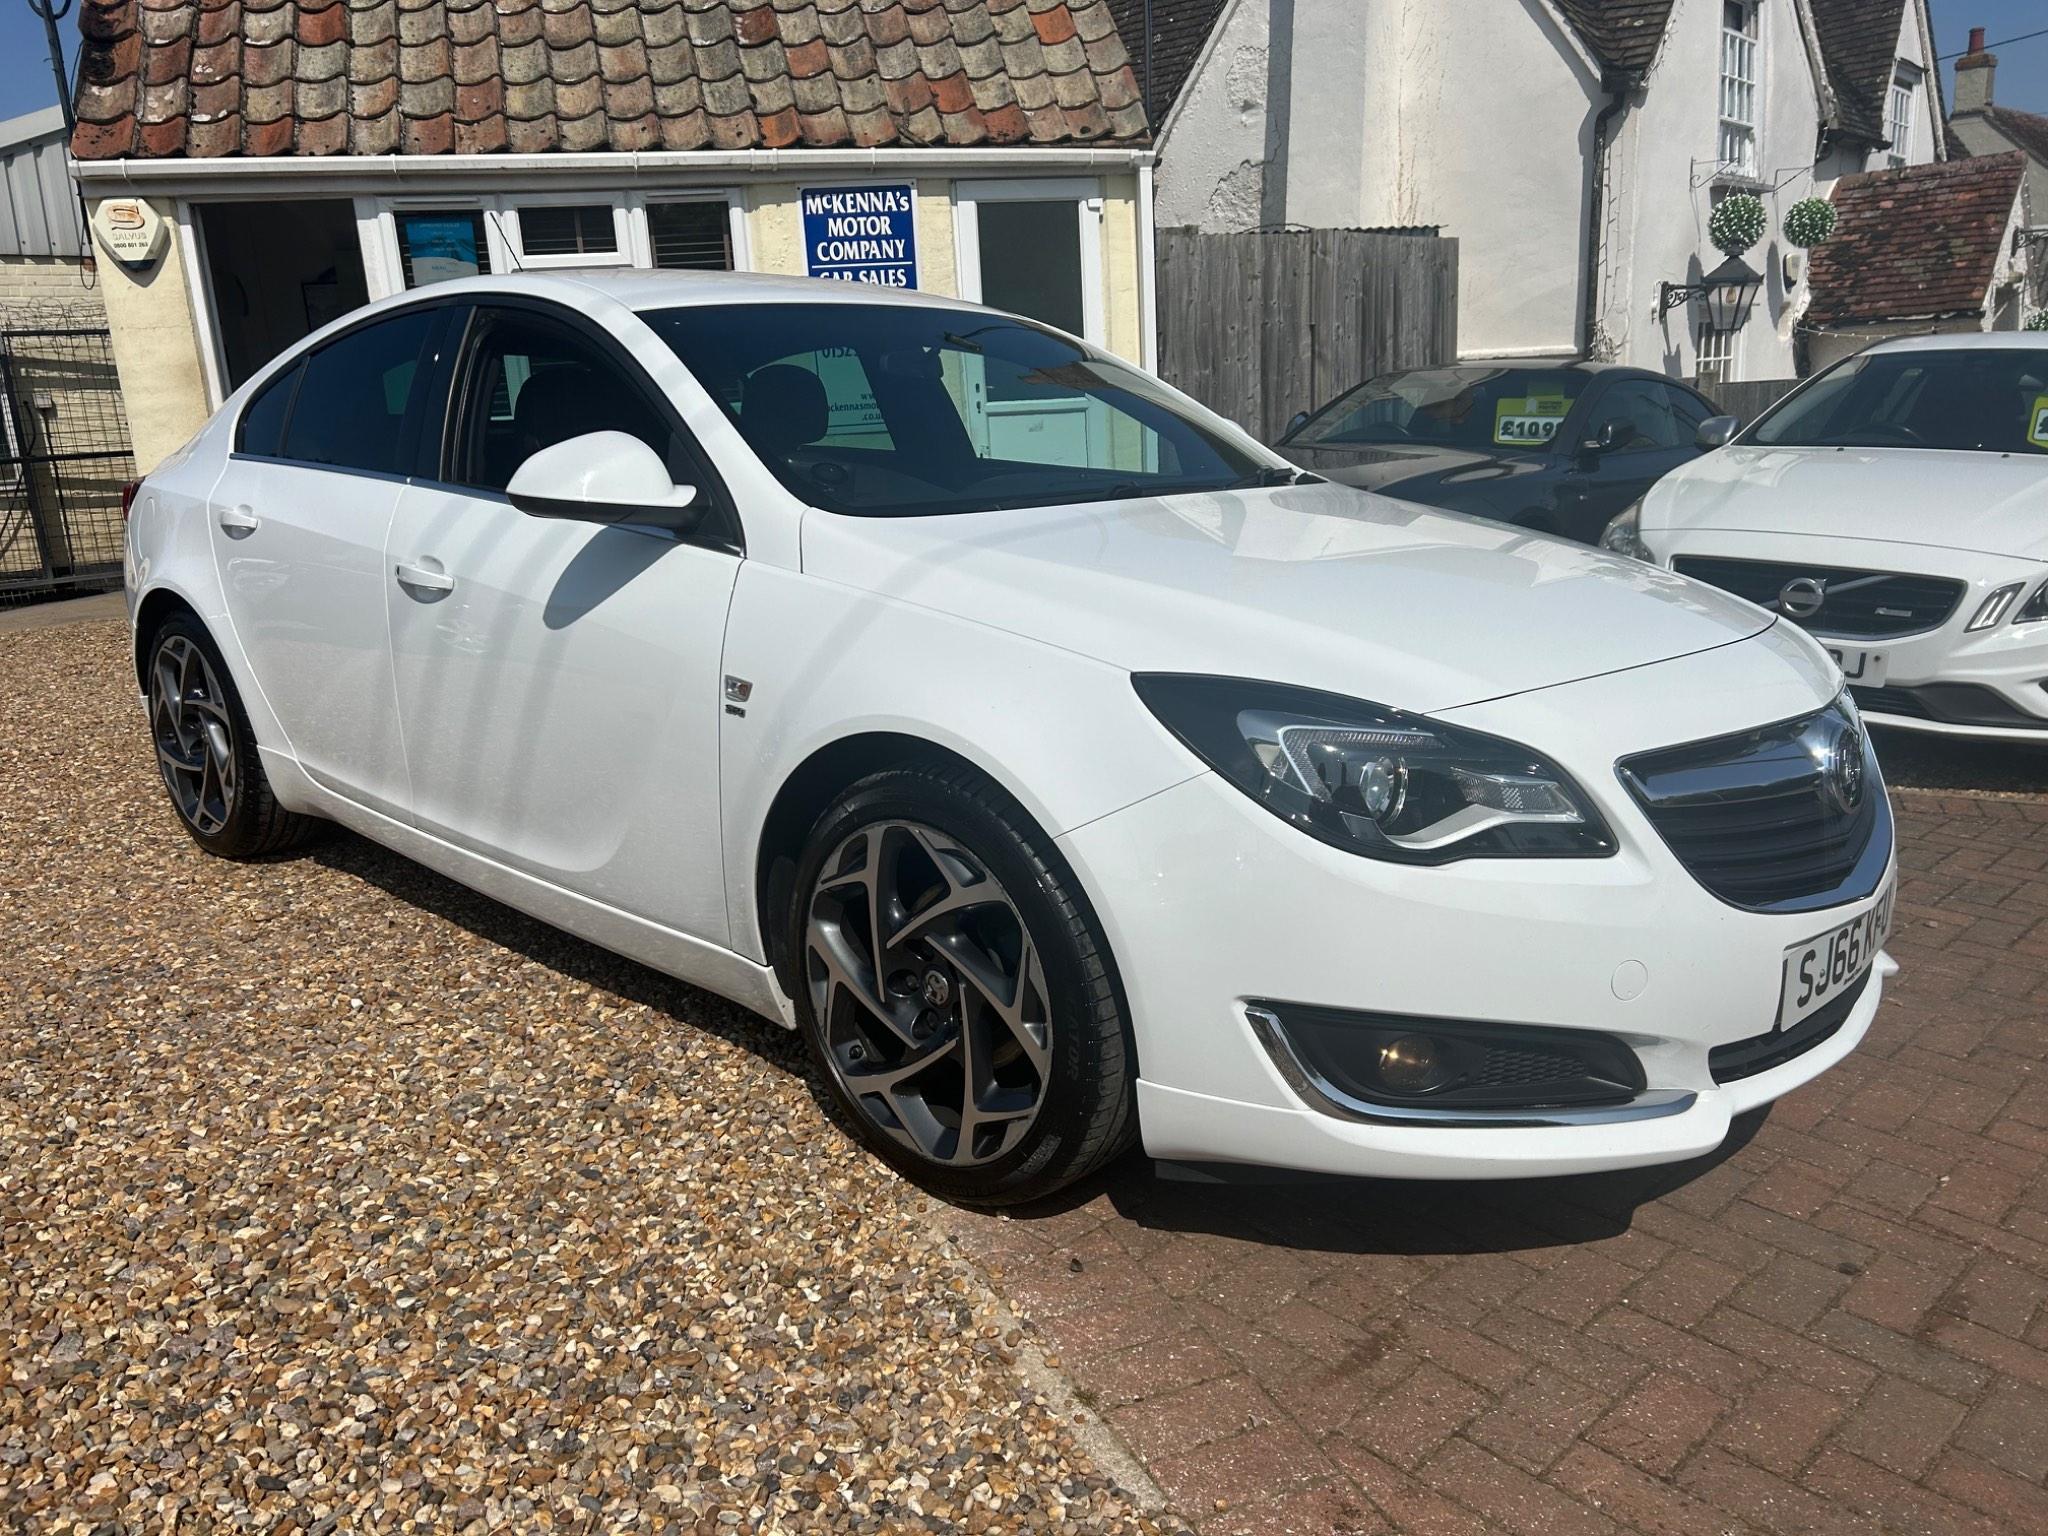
left=1886, top=64, right=1921, bottom=168
left=1719, top=2, right=1760, bottom=179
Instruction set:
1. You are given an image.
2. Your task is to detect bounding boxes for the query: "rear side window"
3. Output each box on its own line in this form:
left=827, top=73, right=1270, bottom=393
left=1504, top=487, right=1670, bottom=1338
left=281, top=308, right=438, bottom=475
left=236, top=363, right=300, bottom=457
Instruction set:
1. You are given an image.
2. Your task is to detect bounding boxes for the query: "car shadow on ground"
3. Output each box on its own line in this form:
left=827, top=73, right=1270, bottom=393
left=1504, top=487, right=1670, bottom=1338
left=307, top=828, right=1766, bottom=1259
left=307, top=830, right=817, bottom=1087
left=1005, top=1108, right=1770, bottom=1258
left=1871, top=725, right=2048, bottom=795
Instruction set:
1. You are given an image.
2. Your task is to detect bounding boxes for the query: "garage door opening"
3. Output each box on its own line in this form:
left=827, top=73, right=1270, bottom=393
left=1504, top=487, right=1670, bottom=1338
left=196, top=200, right=368, bottom=391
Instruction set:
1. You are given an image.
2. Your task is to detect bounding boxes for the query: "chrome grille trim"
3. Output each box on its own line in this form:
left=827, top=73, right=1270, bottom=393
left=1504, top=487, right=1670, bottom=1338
left=1672, top=556, right=1965, bottom=639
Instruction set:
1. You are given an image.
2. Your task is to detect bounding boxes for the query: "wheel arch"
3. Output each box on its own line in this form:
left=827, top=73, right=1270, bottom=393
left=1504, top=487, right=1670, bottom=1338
left=752, top=731, right=1000, bottom=991
left=131, top=585, right=206, bottom=693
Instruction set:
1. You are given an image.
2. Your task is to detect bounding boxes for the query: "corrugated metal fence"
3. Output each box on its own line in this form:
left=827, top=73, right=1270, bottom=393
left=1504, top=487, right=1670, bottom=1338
left=0, top=107, right=85, bottom=260
left=1157, top=227, right=1460, bottom=444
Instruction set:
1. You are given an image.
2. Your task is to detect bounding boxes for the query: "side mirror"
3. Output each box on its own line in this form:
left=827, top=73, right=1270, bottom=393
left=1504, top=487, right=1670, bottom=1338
left=1282, top=410, right=1311, bottom=440
left=507, top=430, right=699, bottom=530
left=1580, top=419, right=1632, bottom=456
left=1695, top=414, right=1740, bottom=450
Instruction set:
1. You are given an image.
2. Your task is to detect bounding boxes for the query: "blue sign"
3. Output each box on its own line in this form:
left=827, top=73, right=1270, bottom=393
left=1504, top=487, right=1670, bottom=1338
left=801, top=183, right=919, bottom=289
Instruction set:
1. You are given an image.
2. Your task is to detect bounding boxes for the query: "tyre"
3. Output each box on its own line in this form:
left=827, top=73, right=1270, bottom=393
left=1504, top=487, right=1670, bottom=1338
left=788, top=762, right=1139, bottom=1205
left=144, top=614, right=324, bottom=858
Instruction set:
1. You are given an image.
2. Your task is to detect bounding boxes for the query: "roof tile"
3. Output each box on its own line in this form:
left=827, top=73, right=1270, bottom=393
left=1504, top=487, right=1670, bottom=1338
left=71, top=0, right=1146, bottom=155
left=1809, top=0, right=1909, bottom=147
left=1807, top=153, right=2027, bottom=326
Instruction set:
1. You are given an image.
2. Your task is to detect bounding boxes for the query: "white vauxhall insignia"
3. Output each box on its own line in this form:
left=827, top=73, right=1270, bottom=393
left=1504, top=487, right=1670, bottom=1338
left=126, top=272, right=1896, bottom=1203
left=1606, top=333, right=2048, bottom=744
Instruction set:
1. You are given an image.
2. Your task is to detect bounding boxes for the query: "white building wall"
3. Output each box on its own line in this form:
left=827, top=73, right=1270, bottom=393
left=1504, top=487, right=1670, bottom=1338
left=1152, top=0, right=1273, bottom=231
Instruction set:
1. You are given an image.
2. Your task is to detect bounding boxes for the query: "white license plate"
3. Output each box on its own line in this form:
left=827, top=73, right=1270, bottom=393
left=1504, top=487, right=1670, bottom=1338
left=1827, top=645, right=1887, bottom=686
left=1777, top=878, right=1894, bottom=1031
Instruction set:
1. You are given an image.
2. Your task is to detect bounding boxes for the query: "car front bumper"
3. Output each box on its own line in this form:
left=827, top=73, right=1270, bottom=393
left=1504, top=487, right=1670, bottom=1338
left=1654, top=531, right=2048, bottom=742
left=1060, top=628, right=1895, bottom=1180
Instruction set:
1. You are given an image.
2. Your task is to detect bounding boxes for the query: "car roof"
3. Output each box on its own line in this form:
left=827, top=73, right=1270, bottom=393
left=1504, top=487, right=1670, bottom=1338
left=1858, top=332, right=2048, bottom=355
left=411, top=267, right=998, bottom=316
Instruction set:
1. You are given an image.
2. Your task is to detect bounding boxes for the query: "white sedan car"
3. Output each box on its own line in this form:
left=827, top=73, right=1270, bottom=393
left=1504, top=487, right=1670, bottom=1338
left=1605, top=334, right=2048, bottom=741
left=126, top=271, right=1895, bottom=1204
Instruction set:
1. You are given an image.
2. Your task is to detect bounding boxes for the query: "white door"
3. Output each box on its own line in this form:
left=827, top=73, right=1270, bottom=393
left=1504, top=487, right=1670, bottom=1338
left=383, top=301, right=740, bottom=944
left=209, top=304, right=448, bottom=817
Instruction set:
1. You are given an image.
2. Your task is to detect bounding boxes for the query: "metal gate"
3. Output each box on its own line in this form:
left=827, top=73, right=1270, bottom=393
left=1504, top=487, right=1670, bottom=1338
left=0, top=323, right=136, bottom=605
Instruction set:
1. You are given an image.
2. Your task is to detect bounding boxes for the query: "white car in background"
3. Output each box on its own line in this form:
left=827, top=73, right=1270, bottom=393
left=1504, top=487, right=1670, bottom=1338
left=1605, top=334, right=2048, bottom=742
left=127, top=272, right=1895, bottom=1204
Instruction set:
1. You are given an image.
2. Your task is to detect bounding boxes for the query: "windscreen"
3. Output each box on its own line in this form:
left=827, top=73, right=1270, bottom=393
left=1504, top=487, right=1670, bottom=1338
left=644, top=302, right=1274, bottom=517
left=1286, top=368, right=1587, bottom=453
left=1749, top=348, right=2048, bottom=454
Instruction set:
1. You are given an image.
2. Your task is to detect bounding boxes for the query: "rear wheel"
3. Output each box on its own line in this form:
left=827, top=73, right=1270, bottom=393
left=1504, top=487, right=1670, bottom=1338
left=788, top=763, right=1138, bottom=1205
left=145, top=615, right=322, bottom=858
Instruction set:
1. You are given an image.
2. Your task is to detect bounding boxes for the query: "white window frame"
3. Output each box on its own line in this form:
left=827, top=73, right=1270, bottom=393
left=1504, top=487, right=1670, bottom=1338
left=952, top=177, right=1106, bottom=347
left=503, top=192, right=634, bottom=271
left=625, top=189, right=750, bottom=274
left=1885, top=65, right=1920, bottom=169
left=1696, top=321, right=1738, bottom=387
left=367, top=198, right=509, bottom=298
left=1718, top=1, right=1760, bottom=181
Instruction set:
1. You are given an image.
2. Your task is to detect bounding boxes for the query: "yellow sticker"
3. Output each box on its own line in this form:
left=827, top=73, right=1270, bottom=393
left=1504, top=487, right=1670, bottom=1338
left=2029, top=394, right=2048, bottom=451
left=1493, top=394, right=1575, bottom=447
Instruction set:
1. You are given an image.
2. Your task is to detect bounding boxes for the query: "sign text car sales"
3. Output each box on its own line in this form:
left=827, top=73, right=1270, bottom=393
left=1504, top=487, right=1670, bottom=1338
left=801, top=184, right=919, bottom=289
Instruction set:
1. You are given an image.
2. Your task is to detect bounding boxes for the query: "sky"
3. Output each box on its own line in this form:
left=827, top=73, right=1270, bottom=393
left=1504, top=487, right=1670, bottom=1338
left=0, top=0, right=2044, bottom=133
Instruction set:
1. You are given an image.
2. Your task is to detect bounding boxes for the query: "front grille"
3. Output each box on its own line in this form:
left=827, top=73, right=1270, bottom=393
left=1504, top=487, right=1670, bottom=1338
left=1710, top=970, right=1870, bottom=1084
left=1673, top=556, right=1965, bottom=639
left=1618, top=701, right=1890, bottom=912
left=1853, top=683, right=2048, bottom=730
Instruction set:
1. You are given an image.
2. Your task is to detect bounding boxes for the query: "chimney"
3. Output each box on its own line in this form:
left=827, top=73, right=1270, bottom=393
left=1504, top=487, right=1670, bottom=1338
left=1955, top=25, right=1997, bottom=114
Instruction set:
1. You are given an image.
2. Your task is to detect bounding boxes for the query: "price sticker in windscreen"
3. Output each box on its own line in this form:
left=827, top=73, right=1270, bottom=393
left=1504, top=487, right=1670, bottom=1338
left=1494, top=394, right=1574, bottom=447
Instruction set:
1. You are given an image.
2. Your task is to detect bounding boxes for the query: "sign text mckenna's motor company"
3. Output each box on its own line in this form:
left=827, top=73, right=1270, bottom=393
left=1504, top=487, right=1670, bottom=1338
left=801, top=184, right=919, bottom=289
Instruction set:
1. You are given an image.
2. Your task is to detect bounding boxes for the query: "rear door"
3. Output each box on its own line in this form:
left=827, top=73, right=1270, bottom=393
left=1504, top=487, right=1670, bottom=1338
left=383, top=300, right=741, bottom=944
left=209, top=304, right=451, bottom=817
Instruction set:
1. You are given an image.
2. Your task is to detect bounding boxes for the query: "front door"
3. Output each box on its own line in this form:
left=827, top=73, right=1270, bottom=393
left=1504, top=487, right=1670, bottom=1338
left=383, top=301, right=739, bottom=944
left=209, top=304, right=449, bottom=817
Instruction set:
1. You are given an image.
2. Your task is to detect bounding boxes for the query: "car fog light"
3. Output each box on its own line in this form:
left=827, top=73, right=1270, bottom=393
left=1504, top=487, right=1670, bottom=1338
left=1376, top=1036, right=1454, bottom=1095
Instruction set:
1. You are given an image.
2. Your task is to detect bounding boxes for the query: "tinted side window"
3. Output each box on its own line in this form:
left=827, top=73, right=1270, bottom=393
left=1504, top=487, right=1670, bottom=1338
left=1596, top=380, right=1686, bottom=452
left=1661, top=384, right=1713, bottom=436
left=281, top=308, right=438, bottom=475
left=237, top=363, right=301, bottom=457
left=454, top=309, right=685, bottom=492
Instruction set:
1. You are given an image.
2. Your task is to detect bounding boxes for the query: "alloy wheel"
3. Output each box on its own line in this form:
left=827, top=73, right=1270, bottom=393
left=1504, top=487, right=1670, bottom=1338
left=806, top=820, right=1053, bottom=1167
left=149, top=635, right=238, bottom=837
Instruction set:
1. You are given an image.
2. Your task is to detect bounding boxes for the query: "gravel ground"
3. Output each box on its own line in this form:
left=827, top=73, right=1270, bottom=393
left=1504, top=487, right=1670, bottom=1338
left=0, top=619, right=1172, bottom=1535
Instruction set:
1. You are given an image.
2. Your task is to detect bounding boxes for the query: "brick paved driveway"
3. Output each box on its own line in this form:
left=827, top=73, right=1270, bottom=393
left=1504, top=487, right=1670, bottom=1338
left=956, top=785, right=2048, bottom=1536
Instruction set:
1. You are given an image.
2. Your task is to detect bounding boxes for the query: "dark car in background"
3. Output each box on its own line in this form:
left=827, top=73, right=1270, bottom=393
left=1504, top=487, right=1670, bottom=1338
left=1273, top=362, right=1735, bottom=544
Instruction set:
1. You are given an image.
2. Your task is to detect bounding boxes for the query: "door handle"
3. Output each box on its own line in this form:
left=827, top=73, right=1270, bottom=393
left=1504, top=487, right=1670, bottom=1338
left=394, top=558, right=456, bottom=598
left=218, top=504, right=259, bottom=538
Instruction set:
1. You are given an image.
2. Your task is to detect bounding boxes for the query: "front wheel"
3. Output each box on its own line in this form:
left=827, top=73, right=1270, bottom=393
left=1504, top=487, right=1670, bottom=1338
left=788, top=764, right=1139, bottom=1205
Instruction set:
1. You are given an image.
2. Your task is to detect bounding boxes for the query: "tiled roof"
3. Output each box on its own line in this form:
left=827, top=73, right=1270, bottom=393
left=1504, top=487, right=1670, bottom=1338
left=1550, top=0, right=1675, bottom=77
left=1970, top=104, right=2048, bottom=168
left=1808, top=0, right=1908, bottom=146
left=70, top=0, right=1147, bottom=160
left=1806, top=152, right=2025, bottom=327
left=1101, top=0, right=1228, bottom=124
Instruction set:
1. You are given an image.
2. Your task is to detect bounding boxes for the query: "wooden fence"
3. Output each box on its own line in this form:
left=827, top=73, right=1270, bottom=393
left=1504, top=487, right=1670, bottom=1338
left=1157, top=227, right=1460, bottom=444
left=1696, top=377, right=1800, bottom=425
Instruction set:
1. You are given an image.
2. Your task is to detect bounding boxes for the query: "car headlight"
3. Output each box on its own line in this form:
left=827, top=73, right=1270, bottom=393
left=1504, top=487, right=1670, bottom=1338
left=1134, top=675, right=1616, bottom=864
left=2014, top=581, right=2048, bottom=625
left=1598, top=498, right=1649, bottom=560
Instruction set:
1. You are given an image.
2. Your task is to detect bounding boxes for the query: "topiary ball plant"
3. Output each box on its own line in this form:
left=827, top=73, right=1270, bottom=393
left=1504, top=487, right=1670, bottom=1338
left=2027, top=311, right=2048, bottom=332
left=1709, top=193, right=1768, bottom=257
left=1782, top=197, right=1837, bottom=249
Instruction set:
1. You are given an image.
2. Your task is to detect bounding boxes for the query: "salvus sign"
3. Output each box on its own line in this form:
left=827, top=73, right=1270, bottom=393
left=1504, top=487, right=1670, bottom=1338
left=802, top=184, right=918, bottom=289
